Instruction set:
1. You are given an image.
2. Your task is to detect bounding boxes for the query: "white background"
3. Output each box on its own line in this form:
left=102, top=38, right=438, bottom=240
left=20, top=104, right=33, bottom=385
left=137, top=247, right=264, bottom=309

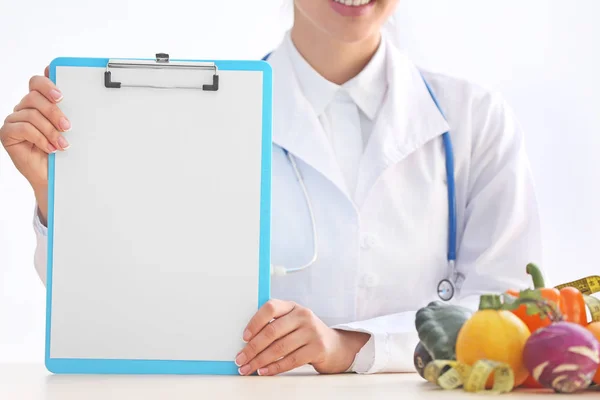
left=0, top=0, right=598, bottom=363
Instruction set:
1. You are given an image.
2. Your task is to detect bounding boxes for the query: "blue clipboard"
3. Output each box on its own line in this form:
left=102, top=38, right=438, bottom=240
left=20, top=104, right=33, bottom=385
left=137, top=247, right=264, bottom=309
left=45, top=54, right=272, bottom=374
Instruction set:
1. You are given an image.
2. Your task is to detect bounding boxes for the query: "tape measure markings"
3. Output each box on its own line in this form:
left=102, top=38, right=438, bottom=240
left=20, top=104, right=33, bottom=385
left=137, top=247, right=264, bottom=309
left=555, top=276, right=600, bottom=296
left=583, top=294, right=600, bottom=322
left=424, top=359, right=514, bottom=394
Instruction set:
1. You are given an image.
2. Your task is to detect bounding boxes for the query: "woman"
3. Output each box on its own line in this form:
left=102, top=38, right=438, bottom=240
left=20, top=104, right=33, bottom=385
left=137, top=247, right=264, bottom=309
left=0, top=0, right=541, bottom=376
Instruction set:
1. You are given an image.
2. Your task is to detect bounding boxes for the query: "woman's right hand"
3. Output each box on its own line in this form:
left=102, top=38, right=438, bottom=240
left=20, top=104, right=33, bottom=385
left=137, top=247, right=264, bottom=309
left=0, top=66, right=71, bottom=224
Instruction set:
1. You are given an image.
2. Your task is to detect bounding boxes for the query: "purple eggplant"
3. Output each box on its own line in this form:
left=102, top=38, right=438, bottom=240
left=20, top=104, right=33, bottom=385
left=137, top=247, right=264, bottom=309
left=414, top=341, right=433, bottom=379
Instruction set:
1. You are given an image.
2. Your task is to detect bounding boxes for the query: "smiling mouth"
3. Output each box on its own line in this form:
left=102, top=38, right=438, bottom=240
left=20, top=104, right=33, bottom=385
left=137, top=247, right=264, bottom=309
left=330, top=0, right=376, bottom=17
left=333, top=0, right=375, bottom=6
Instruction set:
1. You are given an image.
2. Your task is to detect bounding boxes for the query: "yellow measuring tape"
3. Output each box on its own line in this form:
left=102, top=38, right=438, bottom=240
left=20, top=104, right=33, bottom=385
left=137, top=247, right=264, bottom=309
left=583, top=295, right=600, bottom=322
left=555, top=275, right=600, bottom=296
left=554, top=275, right=600, bottom=322
left=424, top=359, right=515, bottom=393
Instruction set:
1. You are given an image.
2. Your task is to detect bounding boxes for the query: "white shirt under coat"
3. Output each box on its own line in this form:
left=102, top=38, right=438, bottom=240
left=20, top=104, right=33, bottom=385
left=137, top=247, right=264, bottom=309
left=32, top=30, right=542, bottom=374
left=287, top=31, right=387, bottom=200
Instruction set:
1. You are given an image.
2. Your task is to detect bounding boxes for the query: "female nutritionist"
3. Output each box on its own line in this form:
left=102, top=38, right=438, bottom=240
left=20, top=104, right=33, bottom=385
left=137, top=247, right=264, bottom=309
left=0, top=0, right=542, bottom=376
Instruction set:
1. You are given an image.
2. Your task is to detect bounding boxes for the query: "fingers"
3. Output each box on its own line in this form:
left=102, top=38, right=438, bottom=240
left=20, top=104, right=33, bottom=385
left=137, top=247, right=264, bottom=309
left=13, top=90, right=70, bottom=150
left=236, top=312, right=301, bottom=369
left=0, top=121, right=56, bottom=154
left=257, top=344, right=315, bottom=376
left=5, top=108, right=67, bottom=151
left=243, top=299, right=296, bottom=342
left=237, top=327, right=311, bottom=376
left=28, top=75, right=63, bottom=104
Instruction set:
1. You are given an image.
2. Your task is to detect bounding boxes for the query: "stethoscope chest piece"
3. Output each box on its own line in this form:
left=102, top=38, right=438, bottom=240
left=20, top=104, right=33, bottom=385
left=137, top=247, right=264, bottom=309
left=437, top=279, right=455, bottom=301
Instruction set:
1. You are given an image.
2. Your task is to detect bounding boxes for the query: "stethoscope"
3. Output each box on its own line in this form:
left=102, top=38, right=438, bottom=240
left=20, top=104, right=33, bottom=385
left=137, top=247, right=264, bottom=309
left=263, top=53, right=461, bottom=301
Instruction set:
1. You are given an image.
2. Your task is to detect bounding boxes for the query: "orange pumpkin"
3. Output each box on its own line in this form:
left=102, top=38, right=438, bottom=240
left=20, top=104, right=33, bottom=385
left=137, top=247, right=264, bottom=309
left=587, top=321, right=600, bottom=384
left=455, top=295, right=532, bottom=388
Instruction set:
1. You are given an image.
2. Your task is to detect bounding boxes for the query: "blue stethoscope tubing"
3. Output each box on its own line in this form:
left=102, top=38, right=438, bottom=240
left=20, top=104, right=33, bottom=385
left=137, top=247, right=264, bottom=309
left=262, top=53, right=459, bottom=301
left=420, top=78, right=458, bottom=301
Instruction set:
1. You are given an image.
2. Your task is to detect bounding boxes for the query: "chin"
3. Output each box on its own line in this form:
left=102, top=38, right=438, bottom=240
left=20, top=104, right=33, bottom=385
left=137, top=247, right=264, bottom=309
left=295, top=0, right=398, bottom=43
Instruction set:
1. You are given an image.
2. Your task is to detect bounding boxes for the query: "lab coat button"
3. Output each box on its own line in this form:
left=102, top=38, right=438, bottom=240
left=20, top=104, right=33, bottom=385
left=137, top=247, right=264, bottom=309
left=363, top=273, right=379, bottom=287
left=360, top=233, right=380, bottom=249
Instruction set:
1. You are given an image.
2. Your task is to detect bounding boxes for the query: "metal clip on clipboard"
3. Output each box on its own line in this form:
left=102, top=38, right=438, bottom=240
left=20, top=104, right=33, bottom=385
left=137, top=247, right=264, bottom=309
left=104, top=53, right=219, bottom=91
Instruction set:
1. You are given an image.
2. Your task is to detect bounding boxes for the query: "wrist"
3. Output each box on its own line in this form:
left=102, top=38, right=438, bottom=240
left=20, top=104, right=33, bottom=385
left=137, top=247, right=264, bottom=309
left=337, top=329, right=370, bottom=353
left=333, top=329, right=370, bottom=371
left=33, top=184, right=48, bottom=226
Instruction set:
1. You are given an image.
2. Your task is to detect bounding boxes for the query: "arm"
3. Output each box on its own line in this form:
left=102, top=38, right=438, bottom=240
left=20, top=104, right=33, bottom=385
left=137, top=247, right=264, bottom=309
left=333, top=296, right=481, bottom=373
left=335, top=92, right=543, bottom=374
left=0, top=66, right=70, bottom=287
left=33, top=202, right=48, bottom=286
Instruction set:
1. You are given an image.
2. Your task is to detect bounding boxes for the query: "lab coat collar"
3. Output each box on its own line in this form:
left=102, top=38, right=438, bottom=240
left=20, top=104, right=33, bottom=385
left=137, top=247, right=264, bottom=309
left=268, top=40, right=350, bottom=197
left=268, top=34, right=450, bottom=204
left=354, top=43, right=451, bottom=206
left=284, top=32, right=339, bottom=119
left=342, top=37, right=387, bottom=121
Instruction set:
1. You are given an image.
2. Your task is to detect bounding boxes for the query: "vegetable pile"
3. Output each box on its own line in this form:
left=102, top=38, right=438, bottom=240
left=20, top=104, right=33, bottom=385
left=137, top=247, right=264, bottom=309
left=414, top=263, right=600, bottom=394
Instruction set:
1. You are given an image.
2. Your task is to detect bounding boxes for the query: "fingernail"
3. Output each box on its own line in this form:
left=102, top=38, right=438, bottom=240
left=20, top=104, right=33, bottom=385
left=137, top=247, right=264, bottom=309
left=235, top=352, right=247, bottom=367
left=258, top=368, right=268, bottom=376
left=48, top=143, right=57, bottom=153
left=58, top=136, right=69, bottom=150
left=238, top=365, right=251, bottom=375
left=50, top=89, right=63, bottom=102
left=59, top=117, right=71, bottom=132
left=243, top=329, right=251, bottom=342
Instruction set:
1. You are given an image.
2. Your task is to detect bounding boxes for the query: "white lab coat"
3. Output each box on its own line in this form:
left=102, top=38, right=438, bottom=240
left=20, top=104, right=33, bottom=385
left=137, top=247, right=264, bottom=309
left=33, top=35, right=542, bottom=374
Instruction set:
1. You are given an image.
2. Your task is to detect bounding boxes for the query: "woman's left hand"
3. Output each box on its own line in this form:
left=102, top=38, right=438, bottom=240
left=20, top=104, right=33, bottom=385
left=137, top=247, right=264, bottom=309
left=235, top=299, right=370, bottom=376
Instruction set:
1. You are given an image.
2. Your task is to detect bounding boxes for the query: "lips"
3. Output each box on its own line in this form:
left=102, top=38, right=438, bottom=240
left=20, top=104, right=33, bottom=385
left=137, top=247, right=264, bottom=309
left=333, top=0, right=373, bottom=5
left=330, top=0, right=376, bottom=17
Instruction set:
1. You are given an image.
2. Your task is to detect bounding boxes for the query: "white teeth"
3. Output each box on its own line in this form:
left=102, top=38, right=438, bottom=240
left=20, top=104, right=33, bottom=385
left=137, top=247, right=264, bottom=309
left=334, top=0, right=372, bottom=6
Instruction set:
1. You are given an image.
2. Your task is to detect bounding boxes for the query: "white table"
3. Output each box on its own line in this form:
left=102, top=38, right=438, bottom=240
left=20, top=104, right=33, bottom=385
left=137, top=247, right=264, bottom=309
left=0, top=364, right=598, bottom=399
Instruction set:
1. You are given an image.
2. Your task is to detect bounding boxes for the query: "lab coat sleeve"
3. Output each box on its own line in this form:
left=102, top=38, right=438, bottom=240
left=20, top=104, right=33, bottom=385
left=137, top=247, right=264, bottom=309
left=33, top=205, right=48, bottom=286
left=334, top=295, right=481, bottom=374
left=334, top=91, right=543, bottom=374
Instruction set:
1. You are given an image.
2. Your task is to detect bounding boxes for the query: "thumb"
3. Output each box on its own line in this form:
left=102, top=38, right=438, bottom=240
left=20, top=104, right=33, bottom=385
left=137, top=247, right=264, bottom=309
left=44, top=65, right=49, bottom=78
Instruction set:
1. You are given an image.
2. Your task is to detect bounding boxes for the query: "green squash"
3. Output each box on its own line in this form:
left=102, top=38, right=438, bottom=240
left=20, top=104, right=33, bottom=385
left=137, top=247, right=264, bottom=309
left=415, top=301, right=473, bottom=360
